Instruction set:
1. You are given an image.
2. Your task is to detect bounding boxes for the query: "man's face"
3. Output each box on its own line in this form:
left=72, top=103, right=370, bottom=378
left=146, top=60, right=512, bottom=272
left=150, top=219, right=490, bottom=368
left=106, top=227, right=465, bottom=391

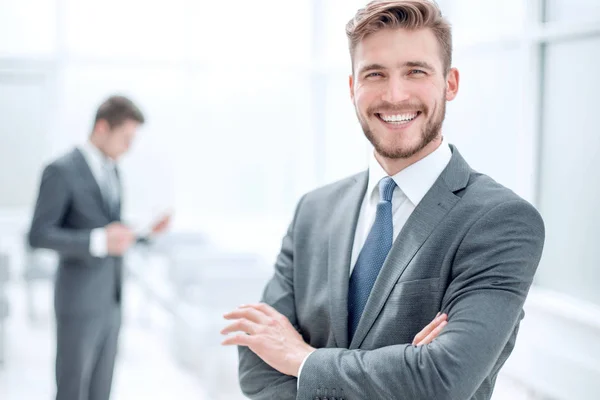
left=97, top=119, right=139, bottom=160
left=350, top=27, right=458, bottom=159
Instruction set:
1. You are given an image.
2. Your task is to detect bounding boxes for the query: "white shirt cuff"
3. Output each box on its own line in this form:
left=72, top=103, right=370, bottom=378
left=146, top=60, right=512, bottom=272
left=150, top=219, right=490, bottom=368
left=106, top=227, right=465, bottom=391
left=90, top=228, right=107, bottom=257
left=297, top=349, right=316, bottom=389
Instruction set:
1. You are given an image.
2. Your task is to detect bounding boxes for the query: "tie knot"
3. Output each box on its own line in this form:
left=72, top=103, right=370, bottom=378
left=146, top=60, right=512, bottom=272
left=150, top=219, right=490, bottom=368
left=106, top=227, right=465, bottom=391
left=378, top=177, right=396, bottom=202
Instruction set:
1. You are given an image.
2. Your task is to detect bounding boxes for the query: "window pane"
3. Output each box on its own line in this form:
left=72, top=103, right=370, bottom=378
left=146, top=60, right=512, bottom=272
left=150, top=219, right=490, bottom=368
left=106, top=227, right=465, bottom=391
left=63, top=0, right=188, bottom=61
left=536, top=37, right=600, bottom=306
left=0, top=0, right=57, bottom=56
left=322, top=0, right=369, bottom=67
left=444, top=0, right=526, bottom=45
left=183, top=68, right=315, bottom=221
left=0, top=76, right=48, bottom=208
left=443, top=46, right=532, bottom=200
left=545, top=0, right=600, bottom=23
left=187, top=0, right=312, bottom=66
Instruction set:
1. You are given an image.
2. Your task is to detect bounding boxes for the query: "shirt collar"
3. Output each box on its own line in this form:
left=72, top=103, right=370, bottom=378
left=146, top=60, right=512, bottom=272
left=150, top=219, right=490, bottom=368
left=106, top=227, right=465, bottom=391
left=367, top=137, right=452, bottom=206
left=80, top=140, right=116, bottom=171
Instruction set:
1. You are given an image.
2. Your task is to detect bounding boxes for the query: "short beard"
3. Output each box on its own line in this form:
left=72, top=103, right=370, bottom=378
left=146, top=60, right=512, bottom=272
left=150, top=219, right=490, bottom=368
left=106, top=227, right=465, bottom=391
left=359, top=98, right=446, bottom=159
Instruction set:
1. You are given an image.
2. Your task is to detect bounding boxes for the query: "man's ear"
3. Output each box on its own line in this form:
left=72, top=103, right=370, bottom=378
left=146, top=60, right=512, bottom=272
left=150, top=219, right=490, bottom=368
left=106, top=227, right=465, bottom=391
left=445, top=67, right=459, bottom=101
left=95, top=119, right=113, bottom=135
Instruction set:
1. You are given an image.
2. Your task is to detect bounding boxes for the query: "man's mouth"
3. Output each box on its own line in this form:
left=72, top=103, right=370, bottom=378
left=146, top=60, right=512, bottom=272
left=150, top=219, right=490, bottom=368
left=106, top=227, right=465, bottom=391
left=375, top=111, right=422, bottom=125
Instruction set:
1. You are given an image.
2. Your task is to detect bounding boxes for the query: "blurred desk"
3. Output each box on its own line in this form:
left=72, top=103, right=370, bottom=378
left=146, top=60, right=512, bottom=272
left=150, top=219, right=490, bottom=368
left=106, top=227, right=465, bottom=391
left=126, top=231, right=272, bottom=400
left=22, top=245, right=57, bottom=323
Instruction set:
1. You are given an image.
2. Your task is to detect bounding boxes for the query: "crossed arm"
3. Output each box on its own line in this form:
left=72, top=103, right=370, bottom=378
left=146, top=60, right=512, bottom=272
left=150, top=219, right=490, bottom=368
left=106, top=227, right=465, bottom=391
left=222, top=305, right=447, bottom=375
left=223, top=199, right=544, bottom=400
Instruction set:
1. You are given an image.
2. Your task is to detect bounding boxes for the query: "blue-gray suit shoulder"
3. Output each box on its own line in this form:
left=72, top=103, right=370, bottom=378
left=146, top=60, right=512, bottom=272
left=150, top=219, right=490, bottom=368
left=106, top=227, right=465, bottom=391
left=456, top=170, right=542, bottom=216
left=42, top=148, right=82, bottom=177
left=301, top=171, right=365, bottom=204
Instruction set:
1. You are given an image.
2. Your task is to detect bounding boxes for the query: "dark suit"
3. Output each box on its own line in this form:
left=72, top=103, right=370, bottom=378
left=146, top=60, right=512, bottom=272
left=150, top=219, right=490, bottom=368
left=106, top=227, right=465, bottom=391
left=28, top=148, right=123, bottom=400
left=238, top=145, right=545, bottom=399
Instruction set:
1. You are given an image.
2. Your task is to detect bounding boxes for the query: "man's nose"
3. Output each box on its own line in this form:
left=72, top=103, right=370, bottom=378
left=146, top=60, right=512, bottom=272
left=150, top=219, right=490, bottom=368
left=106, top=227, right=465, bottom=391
left=382, top=76, right=410, bottom=104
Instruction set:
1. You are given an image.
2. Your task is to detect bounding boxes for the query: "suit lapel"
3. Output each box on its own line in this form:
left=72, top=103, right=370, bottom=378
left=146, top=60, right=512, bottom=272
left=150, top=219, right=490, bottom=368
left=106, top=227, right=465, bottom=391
left=72, top=148, right=111, bottom=218
left=328, top=172, right=368, bottom=349
left=349, top=145, right=471, bottom=349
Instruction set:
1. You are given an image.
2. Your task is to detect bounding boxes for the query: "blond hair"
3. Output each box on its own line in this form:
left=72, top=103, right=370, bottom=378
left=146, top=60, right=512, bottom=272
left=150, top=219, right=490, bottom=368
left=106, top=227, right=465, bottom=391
left=346, top=0, right=452, bottom=74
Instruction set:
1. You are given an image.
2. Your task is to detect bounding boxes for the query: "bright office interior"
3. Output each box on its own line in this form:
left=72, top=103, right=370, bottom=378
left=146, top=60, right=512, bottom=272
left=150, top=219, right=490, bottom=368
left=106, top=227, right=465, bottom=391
left=0, top=0, right=599, bottom=399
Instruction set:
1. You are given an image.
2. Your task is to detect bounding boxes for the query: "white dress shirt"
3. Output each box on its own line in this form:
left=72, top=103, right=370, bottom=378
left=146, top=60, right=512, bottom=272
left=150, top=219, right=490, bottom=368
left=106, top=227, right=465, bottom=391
left=79, top=140, right=120, bottom=258
left=350, top=139, right=452, bottom=273
left=297, top=139, right=452, bottom=385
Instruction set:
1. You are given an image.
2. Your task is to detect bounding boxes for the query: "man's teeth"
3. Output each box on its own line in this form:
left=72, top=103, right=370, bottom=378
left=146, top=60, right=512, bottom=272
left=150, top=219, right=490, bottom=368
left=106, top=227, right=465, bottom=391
left=380, top=113, right=418, bottom=123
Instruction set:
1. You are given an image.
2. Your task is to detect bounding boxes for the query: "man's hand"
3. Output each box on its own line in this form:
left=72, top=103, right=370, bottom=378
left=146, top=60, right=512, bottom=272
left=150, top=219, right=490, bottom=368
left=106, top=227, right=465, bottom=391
left=412, top=312, right=448, bottom=346
left=150, top=213, right=172, bottom=235
left=221, top=303, right=315, bottom=377
left=106, top=222, right=135, bottom=256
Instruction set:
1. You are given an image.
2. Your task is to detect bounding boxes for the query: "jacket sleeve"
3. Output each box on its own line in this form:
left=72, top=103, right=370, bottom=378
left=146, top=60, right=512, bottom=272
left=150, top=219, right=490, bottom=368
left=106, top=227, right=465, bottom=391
left=28, top=163, right=94, bottom=258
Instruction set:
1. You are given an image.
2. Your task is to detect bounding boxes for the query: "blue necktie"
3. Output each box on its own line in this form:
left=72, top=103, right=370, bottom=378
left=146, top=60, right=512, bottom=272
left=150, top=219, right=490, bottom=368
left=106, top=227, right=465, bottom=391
left=102, top=162, right=119, bottom=217
left=348, top=176, right=397, bottom=341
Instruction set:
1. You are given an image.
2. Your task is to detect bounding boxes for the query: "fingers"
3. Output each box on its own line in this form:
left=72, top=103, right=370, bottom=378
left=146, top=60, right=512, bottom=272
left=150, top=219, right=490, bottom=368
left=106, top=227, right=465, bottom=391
left=239, top=303, right=282, bottom=319
left=221, top=304, right=280, bottom=341
left=221, top=333, right=255, bottom=347
left=221, top=303, right=292, bottom=348
left=412, top=312, right=447, bottom=345
left=417, top=320, right=448, bottom=346
left=412, top=312, right=442, bottom=345
left=224, top=306, right=272, bottom=325
left=220, top=318, right=261, bottom=336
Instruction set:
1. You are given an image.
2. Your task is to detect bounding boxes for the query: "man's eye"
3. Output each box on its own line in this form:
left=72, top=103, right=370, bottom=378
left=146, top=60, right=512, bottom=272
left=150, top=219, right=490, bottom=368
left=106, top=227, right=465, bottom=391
left=409, top=69, right=426, bottom=75
left=366, top=72, right=383, bottom=78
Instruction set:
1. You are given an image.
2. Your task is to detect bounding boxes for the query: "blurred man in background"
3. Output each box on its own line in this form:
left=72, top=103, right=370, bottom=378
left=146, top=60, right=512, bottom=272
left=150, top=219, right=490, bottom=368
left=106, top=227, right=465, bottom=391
left=28, top=95, right=170, bottom=400
left=222, top=1, right=545, bottom=399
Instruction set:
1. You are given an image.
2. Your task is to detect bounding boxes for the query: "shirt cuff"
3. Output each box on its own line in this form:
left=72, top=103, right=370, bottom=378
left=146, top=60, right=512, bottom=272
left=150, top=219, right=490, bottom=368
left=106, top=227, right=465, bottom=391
left=297, top=349, right=316, bottom=389
left=90, top=228, right=107, bottom=257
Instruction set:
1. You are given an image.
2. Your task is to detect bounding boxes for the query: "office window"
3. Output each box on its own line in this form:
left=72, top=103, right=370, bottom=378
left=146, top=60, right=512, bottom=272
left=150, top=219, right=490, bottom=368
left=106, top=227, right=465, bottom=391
left=181, top=68, right=314, bottom=220
left=443, top=0, right=526, bottom=44
left=0, top=77, right=48, bottom=207
left=186, top=0, right=312, bottom=66
left=544, top=0, right=600, bottom=23
left=62, top=0, right=188, bottom=61
left=443, top=45, right=528, bottom=199
left=0, top=0, right=57, bottom=56
left=536, top=37, right=600, bottom=306
left=321, top=0, right=372, bottom=66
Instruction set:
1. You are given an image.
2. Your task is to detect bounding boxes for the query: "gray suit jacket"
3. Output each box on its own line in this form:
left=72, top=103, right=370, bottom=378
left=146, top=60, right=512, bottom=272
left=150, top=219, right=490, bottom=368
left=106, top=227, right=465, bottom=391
left=238, top=145, right=545, bottom=400
left=28, top=148, right=123, bottom=316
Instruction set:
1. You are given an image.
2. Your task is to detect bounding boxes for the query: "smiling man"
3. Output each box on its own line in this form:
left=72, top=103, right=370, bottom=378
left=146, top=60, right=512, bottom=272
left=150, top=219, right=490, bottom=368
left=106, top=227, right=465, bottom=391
left=222, top=1, right=545, bottom=399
